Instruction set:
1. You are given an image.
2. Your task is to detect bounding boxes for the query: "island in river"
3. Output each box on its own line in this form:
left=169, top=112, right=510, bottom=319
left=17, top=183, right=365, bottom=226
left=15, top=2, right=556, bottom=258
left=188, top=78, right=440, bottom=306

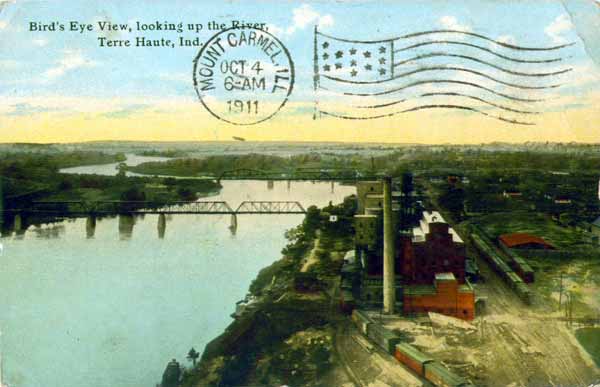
left=1, top=150, right=221, bottom=227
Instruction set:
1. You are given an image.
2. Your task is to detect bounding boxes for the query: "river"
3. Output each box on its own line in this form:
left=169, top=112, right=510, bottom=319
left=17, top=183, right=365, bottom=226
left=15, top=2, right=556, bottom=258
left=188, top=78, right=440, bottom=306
left=0, top=156, right=356, bottom=387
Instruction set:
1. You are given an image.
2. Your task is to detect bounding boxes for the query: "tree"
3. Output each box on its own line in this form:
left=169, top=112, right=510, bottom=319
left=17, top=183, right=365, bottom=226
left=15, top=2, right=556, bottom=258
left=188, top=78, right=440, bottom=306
left=116, top=162, right=127, bottom=178
left=120, top=186, right=146, bottom=201
left=401, top=172, right=414, bottom=195
left=161, top=359, right=181, bottom=387
left=187, top=347, right=200, bottom=366
left=439, top=185, right=465, bottom=220
left=176, top=187, right=195, bottom=201
left=303, top=205, right=321, bottom=238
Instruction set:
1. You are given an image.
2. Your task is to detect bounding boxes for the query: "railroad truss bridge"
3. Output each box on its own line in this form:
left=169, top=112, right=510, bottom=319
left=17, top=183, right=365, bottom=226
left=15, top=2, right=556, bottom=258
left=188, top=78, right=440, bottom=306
left=3, top=200, right=308, bottom=238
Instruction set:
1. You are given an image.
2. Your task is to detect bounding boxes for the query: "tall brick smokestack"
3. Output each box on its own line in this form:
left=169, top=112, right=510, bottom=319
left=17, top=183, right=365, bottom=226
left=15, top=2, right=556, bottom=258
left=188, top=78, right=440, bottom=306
left=383, top=176, right=395, bottom=313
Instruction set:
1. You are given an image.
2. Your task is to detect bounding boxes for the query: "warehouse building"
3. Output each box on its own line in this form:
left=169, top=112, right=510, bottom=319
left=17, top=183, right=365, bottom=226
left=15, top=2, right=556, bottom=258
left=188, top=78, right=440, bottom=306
left=351, top=180, right=475, bottom=320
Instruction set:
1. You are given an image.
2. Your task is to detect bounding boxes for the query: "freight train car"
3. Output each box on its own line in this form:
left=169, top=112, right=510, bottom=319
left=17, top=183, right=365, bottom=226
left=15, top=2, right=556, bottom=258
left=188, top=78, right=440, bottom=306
left=514, top=281, right=531, bottom=305
left=366, top=322, right=402, bottom=353
left=471, top=232, right=531, bottom=305
left=394, top=343, right=434, bottom=376
left=351, top=309, right=373, bottom=335
left=506, top=250, right=535, bottom=283
left=340, top=289, right=355, bottom=314
left=424, top=361, right=469, bottom=387
left=471, top=233, right=511, bottom=273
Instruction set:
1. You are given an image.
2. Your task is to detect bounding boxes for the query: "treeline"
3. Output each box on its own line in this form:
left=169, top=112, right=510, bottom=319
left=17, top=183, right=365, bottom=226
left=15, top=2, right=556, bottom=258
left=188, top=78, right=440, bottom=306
left=1, top=151, right=125, bottom=196
left=127, top=153, right=369, bottom=176
left=136, top=149, right=188, bottom=157
left=1, top=151, right=125, bottom=177
left=407, top=150, right=600, bottom=172
left=0, top=151, right=220, bottom=208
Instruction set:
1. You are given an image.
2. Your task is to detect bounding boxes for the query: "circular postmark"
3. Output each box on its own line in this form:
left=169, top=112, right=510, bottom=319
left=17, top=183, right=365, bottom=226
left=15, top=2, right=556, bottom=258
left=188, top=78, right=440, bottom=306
left=193, top=26, right=295, bottom=125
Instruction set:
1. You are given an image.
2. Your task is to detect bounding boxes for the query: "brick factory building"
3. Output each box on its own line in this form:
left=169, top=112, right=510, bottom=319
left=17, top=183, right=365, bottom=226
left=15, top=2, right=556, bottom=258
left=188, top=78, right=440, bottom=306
left=400, top=211, right=467, bottom=285
left=350, top=180, right=475, bottom=320
left=403, top=273, right=475, bottom=320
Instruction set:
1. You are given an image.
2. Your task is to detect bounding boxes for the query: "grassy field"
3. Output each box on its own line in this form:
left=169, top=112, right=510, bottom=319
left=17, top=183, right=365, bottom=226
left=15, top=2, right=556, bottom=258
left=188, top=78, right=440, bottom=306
left=576, top=328, right=600, bottom=367
left=472, top=210, right=585, bottom=248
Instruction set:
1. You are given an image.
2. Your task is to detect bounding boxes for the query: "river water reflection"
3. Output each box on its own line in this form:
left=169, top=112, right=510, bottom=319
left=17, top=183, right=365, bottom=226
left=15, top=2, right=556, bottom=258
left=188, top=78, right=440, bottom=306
left=0, top=173, right=355, bottom=387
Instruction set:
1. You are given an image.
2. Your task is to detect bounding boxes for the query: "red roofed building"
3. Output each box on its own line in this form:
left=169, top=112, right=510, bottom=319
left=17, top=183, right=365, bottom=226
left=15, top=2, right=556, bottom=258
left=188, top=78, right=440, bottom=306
left=499, top=233, right=555, bottom=250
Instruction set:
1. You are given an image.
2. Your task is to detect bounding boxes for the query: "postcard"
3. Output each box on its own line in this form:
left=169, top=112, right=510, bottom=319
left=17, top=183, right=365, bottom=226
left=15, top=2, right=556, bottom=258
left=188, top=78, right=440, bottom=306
left=1, top=1, right=600, bottom=386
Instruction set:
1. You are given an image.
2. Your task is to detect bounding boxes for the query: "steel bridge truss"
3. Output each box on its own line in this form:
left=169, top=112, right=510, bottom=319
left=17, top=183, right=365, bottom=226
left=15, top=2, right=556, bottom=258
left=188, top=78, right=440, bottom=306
left=9, top=200, right=306, bottom=215
left=217, top=168, right=377, bottom=181
left=235, top=201, right=305, bottom=214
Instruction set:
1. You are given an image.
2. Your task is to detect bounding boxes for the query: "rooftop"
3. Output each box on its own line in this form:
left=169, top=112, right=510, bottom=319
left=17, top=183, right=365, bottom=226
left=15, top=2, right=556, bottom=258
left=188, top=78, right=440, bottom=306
left=404, top=284, right=437, bottom=296
left=354, top=214, right=378, bottom=218
left=412, top=211, right=464, bottom=243
left=499, top=233, right=555, bottom=249
left=435, top=272, right=456, bottom=281
left=365, top=193, right=384, bottom=199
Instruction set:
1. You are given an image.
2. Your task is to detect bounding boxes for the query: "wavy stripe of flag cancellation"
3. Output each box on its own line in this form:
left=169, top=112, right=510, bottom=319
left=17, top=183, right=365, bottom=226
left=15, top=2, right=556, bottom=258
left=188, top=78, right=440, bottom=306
left=313, top=28, right=575, bottom=125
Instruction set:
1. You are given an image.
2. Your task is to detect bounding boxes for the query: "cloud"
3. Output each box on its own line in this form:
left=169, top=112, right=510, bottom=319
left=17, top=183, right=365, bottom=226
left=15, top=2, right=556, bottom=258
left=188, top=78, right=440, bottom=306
left=100, top=104, right=149, bottom=118
left=43, top=49, right=98, bottom=80
left=268, top=4, right=333, bottom=36
left=0, top=59, right=18, bottom=69
left=545, top=14, right=572, bottom=44
left=496, top=35, right=516, bottom=45
left=32, top=38, right=47, bottom=47
left=5, top=103, right=63, bottom=117
left=0, top=96, right=198, bottom=120
left=438, top=16, right=471, bottom=32
left=158, top=72, right=188, bottom=83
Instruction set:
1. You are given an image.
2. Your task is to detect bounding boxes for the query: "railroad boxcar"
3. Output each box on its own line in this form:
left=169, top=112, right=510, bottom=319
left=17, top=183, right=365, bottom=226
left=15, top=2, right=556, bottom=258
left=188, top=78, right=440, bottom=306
left=394, top=343, right=434, bottom=376
left=506, top=271, right=523, bottom=288
left=515, top=282, right=531, bottom=305
left=512, top=255, right=535, bottom=283
left=351, top=309, right=373, bottom=335
left=340, top=289, right=355, bottom=314
left=366, top=322, right=402, bottom=354
left=424, top=361, right=468, bottom=387
left=472, top=233, right=515, bottom=276
left=502, top=245, right=535, bottom=283
left=340, top=276, right=353, bottom=290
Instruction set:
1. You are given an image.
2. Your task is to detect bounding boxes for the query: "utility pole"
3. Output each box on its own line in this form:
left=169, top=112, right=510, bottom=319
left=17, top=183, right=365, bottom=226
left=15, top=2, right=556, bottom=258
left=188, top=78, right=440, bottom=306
left=558, top=272, right=563, bottom=310
left=569, top=292, right=573, bottom=327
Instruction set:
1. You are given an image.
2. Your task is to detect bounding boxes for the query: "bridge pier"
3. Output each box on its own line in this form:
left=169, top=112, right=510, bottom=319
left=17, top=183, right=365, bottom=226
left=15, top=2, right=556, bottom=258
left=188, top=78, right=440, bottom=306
left=118, top=214, right=135, bottom=240
left=331, top=181, right=335, bottom=193
left=229, top=214, right=238, bottom=235
left=158, top=213, right=166, bottom=239
left=287, top=180, right=291, bottom=191
left=267, top=180, right=274, bottom=190
left=86, top=215, right=96, bottom=239
left=13, top=214, right=22, bottom=233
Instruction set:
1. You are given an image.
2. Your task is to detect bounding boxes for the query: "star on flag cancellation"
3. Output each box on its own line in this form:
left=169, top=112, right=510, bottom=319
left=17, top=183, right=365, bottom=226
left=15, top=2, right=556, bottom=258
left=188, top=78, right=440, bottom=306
left=318, top=37, right=394, bottom=83
left=312, top=28, right=574, bottom=125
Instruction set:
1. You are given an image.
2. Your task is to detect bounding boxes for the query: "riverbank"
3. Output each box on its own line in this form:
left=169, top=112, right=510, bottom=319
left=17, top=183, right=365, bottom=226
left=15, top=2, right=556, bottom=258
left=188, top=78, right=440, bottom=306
left=169, top=199, right=357, bottom=387
left=2, top=151, right=222, bottom=218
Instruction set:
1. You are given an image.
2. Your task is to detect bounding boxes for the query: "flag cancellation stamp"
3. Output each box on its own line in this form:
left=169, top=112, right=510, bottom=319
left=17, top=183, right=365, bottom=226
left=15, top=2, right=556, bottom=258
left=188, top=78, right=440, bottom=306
left=313, top=27, right=573, bottom=125
left=193, top=26, right=295, bottom=125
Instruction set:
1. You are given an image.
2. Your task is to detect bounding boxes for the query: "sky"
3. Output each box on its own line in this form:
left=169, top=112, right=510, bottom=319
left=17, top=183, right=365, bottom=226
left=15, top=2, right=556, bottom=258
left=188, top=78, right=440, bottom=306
left=0, top=0, right=599, bottom=143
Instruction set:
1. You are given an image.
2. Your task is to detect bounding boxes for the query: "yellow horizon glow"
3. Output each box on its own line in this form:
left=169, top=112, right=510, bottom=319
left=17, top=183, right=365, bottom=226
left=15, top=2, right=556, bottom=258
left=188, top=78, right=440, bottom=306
left=1, top=101, right=599, bottom=144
